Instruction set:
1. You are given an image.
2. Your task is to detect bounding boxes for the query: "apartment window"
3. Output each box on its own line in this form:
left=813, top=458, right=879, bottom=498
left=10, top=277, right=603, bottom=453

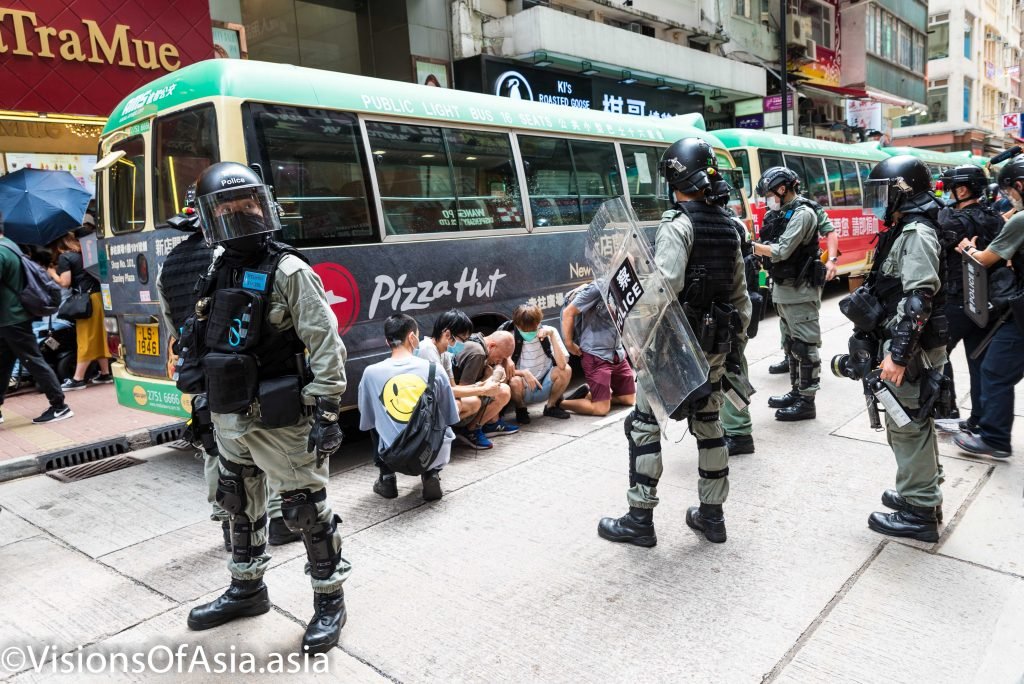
left=867, top=6, right=876, bottom=54
left=964, top=14, right=973, bottom=59
left=801, top=0, right=833, bottom=49
left=927, top=86, right=948, bottom=123
left=734, top=0, right=751, bottom=19
left=964, top=78, right=973, bottom=121
left=929, top=21, right=950, bottom=60
left=898, top=21, right=911, bottom=68
left=914, top=33, right=925, bottom=71
left=882, top=13, right=895, bottom=61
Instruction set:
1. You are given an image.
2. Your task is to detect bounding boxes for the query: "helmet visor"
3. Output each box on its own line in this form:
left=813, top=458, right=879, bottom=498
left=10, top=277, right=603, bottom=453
left=862, top=179, right=890, bottom=215
left=197, top=185, right=281, bottom=245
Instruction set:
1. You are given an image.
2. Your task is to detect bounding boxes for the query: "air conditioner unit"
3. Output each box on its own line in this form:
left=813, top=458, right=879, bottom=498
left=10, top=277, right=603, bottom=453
left=786, top=16, right=812, bottom=47
left=760, top=11, right=771, bottom=24
left=804, top=39, right=817, bottom=59
left=628, top=22, right=642, bottom=33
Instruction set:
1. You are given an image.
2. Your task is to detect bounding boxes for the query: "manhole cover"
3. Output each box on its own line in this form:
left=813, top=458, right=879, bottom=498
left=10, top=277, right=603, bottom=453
left=46, top=455, right=145, bottom=483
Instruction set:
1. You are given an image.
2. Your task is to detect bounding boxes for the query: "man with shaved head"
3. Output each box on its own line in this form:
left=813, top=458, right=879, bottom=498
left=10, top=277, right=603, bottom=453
left=452, top=329, right=519, bottom=448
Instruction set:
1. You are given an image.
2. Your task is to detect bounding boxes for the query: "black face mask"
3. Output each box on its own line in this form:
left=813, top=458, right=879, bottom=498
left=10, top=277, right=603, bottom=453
left=219, top=214, right=269, bottom=263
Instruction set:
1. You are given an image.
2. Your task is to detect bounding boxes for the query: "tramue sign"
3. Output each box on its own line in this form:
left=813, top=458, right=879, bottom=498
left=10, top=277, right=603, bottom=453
left=0, top=8, right=181, bottom=71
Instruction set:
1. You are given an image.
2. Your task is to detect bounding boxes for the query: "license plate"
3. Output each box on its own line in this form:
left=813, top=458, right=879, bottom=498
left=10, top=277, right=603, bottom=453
left=136, top=324, right=159, bottom=356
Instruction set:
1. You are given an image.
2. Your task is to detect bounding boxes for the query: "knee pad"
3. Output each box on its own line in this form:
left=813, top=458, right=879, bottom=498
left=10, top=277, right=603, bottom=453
left=229, top=513, right=267, bottom=564
left=216, top=473, right=246, bottom=516
left=624, top=410, right=660, bottom=488
left=280, top=488, right=327, bottom=533
left=791, top=339, right=817, bottom=362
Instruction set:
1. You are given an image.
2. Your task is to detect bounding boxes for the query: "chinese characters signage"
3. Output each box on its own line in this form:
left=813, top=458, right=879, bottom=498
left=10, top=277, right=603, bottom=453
left=606, top=259, right=645, bottom=333
left=455, top=56, right=705, bottom=120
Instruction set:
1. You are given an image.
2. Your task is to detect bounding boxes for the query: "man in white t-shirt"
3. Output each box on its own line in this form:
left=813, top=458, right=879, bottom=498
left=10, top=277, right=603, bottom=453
left=502, top=303, right=571, bottom=424
left=359, top=314, right=459, bottom=501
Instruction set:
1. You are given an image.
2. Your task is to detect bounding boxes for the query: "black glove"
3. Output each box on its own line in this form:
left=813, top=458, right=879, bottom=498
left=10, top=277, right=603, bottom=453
left=307, top=397, right=343, bottom=468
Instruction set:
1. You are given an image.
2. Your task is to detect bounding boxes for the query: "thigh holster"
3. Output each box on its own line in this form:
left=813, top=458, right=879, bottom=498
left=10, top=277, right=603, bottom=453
left=625, top=409, right=660, bottom=488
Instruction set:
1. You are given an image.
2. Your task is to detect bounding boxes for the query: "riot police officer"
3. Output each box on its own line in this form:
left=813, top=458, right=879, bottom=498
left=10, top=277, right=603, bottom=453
left=597, top=138, right=751, bottom=546
left=936, top=166, right=1003, bottom=428
left=852, top=155, right=947, bottom=541
left=953, top=155, right=1024, bottom=458
left=182, top=162, right=350, bottom=653
left=157, top=188, right=301, bottom=552
left=752, top=167, right=829, bottom=421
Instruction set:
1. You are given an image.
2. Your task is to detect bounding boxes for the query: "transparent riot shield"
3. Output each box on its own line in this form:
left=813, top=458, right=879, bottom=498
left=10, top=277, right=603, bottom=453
left=586, top=198, right=710, bottom=435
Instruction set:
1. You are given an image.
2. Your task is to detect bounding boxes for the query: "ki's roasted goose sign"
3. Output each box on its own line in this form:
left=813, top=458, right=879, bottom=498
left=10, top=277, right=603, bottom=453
left=0, top=0, right=213, bottom=117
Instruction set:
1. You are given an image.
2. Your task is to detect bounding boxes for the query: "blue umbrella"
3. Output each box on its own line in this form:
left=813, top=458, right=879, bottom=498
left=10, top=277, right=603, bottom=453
left=0, top=168, right=92, bottom=246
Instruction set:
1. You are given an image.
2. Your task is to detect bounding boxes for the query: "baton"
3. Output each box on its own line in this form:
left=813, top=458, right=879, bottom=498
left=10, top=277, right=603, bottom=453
left=970, top=309, right=1012, bottom=360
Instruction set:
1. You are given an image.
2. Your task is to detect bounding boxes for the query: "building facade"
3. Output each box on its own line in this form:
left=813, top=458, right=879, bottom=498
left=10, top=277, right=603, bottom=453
left=893, top=0, right=1023, bottom=154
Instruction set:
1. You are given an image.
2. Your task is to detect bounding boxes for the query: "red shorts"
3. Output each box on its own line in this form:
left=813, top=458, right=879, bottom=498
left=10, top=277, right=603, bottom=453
left=581, top=352, right=635, bottom=403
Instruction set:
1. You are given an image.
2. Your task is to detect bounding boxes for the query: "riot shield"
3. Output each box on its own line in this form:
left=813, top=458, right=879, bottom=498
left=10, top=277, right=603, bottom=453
left=586, top=198, right=710, bottom=433
left=963, top=252, right=989, bottom=327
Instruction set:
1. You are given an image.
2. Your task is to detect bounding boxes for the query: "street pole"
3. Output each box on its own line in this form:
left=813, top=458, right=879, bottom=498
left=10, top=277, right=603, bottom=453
left=779, top=0, right=788, bottom=135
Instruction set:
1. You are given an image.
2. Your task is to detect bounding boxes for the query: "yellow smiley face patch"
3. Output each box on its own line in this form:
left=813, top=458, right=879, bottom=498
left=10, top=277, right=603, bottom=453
left=380, top=373, right=428, bottom=423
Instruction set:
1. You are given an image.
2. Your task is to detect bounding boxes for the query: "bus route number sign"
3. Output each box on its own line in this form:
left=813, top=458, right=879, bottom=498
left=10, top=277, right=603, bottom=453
left=606, top=259, right=644, bottom=333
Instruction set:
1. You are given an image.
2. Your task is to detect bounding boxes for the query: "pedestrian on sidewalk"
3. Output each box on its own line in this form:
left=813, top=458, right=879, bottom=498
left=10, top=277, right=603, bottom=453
left=499, top=303, right=572, bottom=424
left=0, top=215, right=72, bottom=424
left=597, top=138, right=750, bottom=547
left=181, top=163, right=349, bottom=654
left=360, top=314, right=459, bottom=501
left=48, top=232, right=112, bottom=389
left=559, top=281, right=636, bottom=417
left=953, top=156, right=1024, bottom=460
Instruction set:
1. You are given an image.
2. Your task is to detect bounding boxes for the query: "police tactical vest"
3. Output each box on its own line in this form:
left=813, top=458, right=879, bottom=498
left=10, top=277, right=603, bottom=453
left=204, top=240, right=308, bottom=382
left=677, top=201, right=740, bottom=310
left=938, top=203, right=1004, bottom=295
left=759, top=198, right=820, bottom=283
left=161, top=232, right=214, bottom=333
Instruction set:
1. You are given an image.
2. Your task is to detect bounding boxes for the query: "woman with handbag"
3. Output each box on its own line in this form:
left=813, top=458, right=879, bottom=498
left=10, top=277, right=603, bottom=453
left=47, top=233, right=111, bottom=390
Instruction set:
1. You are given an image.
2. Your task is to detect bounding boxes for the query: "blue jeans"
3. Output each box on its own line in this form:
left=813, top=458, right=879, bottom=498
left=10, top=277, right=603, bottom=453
left=978, top=322, right=1024, bottom=451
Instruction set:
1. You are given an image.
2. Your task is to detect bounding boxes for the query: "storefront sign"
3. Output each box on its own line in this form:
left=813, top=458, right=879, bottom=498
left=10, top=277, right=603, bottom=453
left=0, top=1, right=213, bottom=117
left=3, top=153, right=97, bottom=194
left=455, top=56, right=704, bottom=120
left=763, top=94, right=794, bottom=113
left=847, top=100, right=882, bottom=131
left=734, top=98, right=763, bottom=117
left=735, top=114, right=764, bottom=129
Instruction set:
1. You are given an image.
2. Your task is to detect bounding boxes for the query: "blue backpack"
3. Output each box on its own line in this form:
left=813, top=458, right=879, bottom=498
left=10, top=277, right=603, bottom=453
left=1, top=243, right=62, bottom=318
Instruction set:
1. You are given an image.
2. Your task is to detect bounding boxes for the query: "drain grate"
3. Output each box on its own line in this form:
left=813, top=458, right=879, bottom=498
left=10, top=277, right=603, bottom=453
left=46, top=455, right=145, bottom=483
left=39, top=437, right=130, bottom=472
left=149, top=422, right=186, bottom=446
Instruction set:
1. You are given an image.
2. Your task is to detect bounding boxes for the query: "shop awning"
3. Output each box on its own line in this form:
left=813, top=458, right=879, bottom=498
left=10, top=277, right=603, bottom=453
left=800, top=84, right=870, bottom=99
left=864, top=88, right=916, bottom=107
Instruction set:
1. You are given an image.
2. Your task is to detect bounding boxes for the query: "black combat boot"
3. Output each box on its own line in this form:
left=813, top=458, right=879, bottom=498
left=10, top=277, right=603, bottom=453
left=303, top=590, right=347, bottom=654
left=867, top=504, right=940, bottom=542
left=268, top=517, right=302, bottom=546
left=768, top=388, right=800, bottom=408
left=597, top=507, right=656, bottom=547
left=775, top=395, right=816, bottom=421
left=187, top=578, right=271, bottom=630
left=221, top=521, right=231, bottom=552
left=768, top=358, right=789, bottom=374
left=881, top=489, right=943, bottom=522
left=724, top=434, right=755, bottom=455
left=686, top=503, right=727, bottom=543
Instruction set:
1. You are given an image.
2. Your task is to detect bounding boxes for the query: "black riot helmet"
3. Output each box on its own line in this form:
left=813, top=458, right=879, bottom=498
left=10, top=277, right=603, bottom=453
left=755, top=166, right=800, bottom=197
left=863, top=155, right=934, bottom=226
left=194, top=162, right=282, bottom=246
left=940, top=165, right=988, bottom=202
left=657, top=137, right=720, bottom=197
left=996, top=154, right=1024, bottom=195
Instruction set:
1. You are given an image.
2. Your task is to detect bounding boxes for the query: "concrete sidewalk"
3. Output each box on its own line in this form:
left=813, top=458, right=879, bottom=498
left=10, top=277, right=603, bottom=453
left=1, top=291, right=1023, bottom=682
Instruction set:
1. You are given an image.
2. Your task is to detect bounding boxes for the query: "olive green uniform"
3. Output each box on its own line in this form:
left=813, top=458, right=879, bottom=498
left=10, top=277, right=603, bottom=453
left=768, top=200, right=827, bottom=397
left=878, top=221, right=945, bottom=508
left=212, top=253, right=352, bottom=593
left=628, top=210, right=751, bottom=508
left=720, top=218, right=754, bottom=437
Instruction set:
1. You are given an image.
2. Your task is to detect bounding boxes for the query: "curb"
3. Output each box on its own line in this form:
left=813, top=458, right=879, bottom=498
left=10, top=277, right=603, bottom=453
left=0, top=421, right=186, bottom=484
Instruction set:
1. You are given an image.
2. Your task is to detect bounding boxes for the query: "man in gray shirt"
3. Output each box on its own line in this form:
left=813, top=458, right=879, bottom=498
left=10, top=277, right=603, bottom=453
left=560, top=281, right=636, bottom=416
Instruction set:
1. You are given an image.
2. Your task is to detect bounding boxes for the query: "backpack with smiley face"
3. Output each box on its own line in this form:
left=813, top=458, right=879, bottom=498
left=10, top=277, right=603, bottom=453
left=379, top=362, right=447, bottom=476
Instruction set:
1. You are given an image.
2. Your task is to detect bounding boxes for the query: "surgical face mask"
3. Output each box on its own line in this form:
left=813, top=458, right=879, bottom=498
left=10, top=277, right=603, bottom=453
left=1011, top=189, right=1024, bottom=211
left=766, top=196, right=782, bottom=212
left=871, top=206, right=888, bottom=221
left=518, top=328, right=539, bottom=342
left=449, top=340, right=465, bottom=356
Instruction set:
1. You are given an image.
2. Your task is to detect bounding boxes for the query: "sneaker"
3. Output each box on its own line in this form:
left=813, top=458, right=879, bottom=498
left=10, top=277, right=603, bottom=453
left=542, top=405, right=571, bottom=419
left=421, top=470, right=443, bottom=501
left=33, top=404, right=73, bottom=424
left=482, top=418, right=520, bottom=437
left=562, top=384, right=590, bottom=402
left=958, top=417, right=981, bottom=435
left=373, top=474, right=399, bottom=499
left=90, top=374, right=114, bottom=385
left=515, top=407, right=531, bottom=425
left=954, top=432, right=1012, bottom=459
left=455, top=427, right=493, bottom=450
left=61, top=378, right=88, bottom=391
